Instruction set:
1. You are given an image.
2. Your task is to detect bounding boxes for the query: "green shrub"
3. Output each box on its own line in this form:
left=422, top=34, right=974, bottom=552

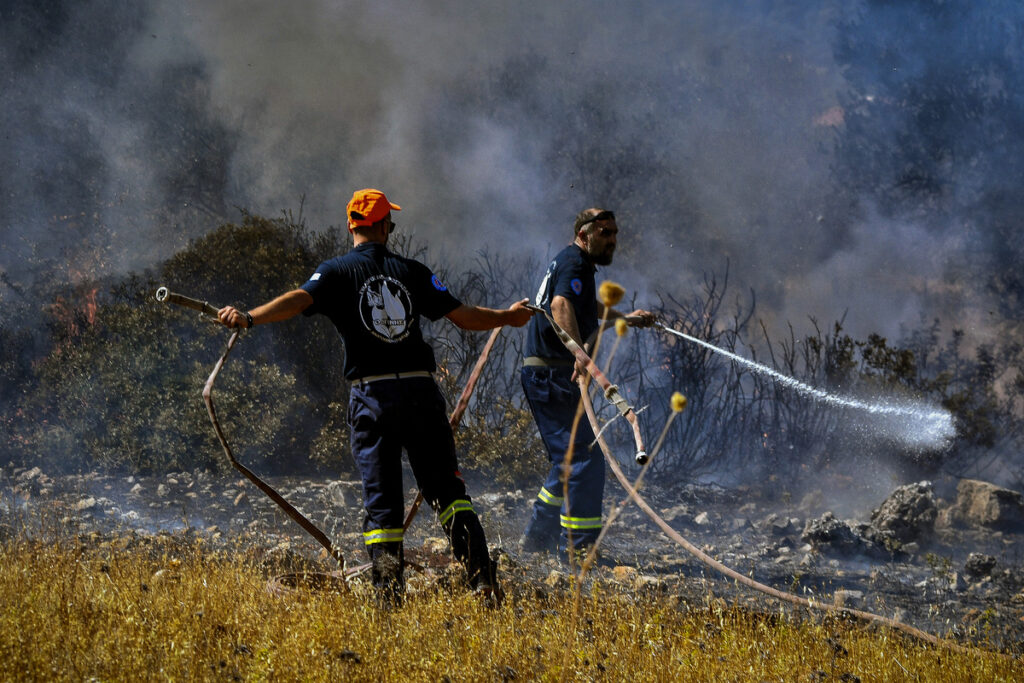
left=12, top=215, right=349, bottom=475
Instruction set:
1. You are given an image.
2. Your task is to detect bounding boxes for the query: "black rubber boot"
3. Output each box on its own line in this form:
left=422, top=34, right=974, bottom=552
left=369, top=545, right=405, bottom=608
left=469, top=556, right=503, bottom=609
left=519, top=530, right=559, bottom=554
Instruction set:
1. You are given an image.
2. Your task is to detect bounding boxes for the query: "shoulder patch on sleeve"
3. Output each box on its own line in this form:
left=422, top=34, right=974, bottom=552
left=570, top=278, right=583, bottom=295
left=310, top=272, right=322, bottom=281
left=431, top=274, right=448, bottom=292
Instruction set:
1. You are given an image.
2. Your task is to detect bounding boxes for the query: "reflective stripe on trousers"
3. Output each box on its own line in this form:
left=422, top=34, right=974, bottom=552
left=560, top=514, right=602, bottom=531
left=536, top=486, right=563, bottom=506
left=520, top=365, right=605, bottom=549
left=363, top=528, right=404, bottom=545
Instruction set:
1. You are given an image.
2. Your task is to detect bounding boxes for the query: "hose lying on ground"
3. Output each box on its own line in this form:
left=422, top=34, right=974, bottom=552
left=578, top=378, right=998, bottom=658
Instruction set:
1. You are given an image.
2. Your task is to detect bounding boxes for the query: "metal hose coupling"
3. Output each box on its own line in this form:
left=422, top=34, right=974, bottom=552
left=635, top=450, right=649, bottom=465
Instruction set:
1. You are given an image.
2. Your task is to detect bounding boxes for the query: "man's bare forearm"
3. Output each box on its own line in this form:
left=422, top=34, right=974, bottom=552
left=446, top=299, right=532, bottom=330
left=250, top=289, right=314, bottom=324
left=597, top=301, right=657, bottom=328
left=218, top=289, right=313, bottom=328
left=551, top=295, right=585, bottom=348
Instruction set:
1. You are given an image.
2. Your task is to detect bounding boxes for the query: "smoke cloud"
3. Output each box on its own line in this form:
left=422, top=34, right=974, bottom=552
left=3, top=0, right=1024, bottom=346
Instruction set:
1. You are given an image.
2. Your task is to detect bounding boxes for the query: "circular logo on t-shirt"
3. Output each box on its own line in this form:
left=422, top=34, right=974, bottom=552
left=359, top=275, right=413, bottom=342
left=570, top=278, right=583, bottom=295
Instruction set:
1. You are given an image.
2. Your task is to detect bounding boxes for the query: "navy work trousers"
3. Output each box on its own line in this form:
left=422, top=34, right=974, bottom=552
left=520, top=365, right=605, bottom=551
left=348, top=376, right=491, bottom=595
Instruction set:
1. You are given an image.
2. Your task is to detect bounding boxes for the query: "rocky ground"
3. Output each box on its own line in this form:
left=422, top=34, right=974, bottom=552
left=3, top=463, right=1024, bottom=655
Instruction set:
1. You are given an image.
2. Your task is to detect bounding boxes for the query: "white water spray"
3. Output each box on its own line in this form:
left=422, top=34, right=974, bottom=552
left=659, top=324, right=955, bottom=450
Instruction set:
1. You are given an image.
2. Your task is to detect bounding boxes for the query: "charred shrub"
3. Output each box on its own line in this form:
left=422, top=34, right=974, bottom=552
left=428, top=250, right=547, bottom=487
left=8, top=214, right=1024, bottom=490
left=608, top=274, right=1024, bottom=490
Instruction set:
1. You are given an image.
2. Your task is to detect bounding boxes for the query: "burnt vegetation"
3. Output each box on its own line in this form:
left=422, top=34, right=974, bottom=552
left=2, top=2, right=1024, bottom=494
left=3, top=215, right=1023, bottom=493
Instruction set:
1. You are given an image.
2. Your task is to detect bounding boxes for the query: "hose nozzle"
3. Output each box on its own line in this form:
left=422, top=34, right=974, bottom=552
left=635, top=450, right=648, bottom=465
left=154, top=286, right=221, bottom=319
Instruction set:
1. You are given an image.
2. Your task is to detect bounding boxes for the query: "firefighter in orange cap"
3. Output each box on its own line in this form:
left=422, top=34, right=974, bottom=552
left=219, top=188, right=532, bottom=605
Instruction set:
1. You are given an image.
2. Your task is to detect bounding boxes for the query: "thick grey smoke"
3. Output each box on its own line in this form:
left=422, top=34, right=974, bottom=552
left=3, top=0, right=1023, bottom=346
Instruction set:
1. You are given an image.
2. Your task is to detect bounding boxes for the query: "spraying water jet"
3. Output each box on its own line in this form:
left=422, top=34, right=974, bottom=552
left=656, top=322, right=956, bottom=451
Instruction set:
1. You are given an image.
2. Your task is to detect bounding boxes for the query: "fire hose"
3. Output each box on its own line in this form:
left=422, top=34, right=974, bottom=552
left=526, top=298, right=986, bottom=655
left=156, top=287, right=347, bottom=569
left=579, top=385, right=989, bottom=656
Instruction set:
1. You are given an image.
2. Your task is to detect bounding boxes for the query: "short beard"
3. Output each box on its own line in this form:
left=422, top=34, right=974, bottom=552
left=591, top=250, right=614, bottom=266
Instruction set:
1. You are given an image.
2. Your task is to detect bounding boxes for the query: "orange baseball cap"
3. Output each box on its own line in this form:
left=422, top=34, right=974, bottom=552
left=346, top=188, right=401, bottom=229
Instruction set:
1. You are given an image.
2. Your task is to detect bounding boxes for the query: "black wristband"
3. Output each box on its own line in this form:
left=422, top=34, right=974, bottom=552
left=243, top=311, right=255, bottom=329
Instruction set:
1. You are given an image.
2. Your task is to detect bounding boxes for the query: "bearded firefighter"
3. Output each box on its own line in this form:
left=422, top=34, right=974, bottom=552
left=519, top=207, right=655, bottom=560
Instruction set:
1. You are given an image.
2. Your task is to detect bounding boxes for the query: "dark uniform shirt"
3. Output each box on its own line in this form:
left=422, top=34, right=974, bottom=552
left=524, top=244, right=598, bottom=360
left=300, top=242, right=462, bottom=379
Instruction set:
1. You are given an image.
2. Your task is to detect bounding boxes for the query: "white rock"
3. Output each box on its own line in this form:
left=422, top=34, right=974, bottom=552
left=73, top=497, right=98, bottom=512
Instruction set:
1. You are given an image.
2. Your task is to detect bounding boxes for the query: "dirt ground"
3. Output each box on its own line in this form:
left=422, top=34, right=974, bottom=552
left=3, top=464, right=1023, bottom=655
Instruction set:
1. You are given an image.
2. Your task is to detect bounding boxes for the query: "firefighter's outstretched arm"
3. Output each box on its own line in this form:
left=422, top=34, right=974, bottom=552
left=218, top=289, right=313, bottom=329
left=446, top=298, right=532, bottom=330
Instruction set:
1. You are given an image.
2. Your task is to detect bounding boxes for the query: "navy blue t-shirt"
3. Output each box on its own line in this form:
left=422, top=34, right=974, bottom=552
left=300, top=242, right=462, bottom=379
left=524, top=244, right=598, bottom=360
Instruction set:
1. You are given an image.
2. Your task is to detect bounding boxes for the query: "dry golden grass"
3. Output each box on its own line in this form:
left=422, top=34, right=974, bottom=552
left=0, top=530, right=1020, bottom=682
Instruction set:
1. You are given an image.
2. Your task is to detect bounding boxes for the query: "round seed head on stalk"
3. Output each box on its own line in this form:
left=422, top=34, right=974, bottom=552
left=671, top=392, right=688, bottom=413
left=599, top=280, right=625, bottom=307
left=615, top=318, right=628, bottom=337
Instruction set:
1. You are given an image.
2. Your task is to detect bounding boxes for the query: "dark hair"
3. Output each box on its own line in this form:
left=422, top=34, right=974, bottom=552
left=574, top=208, right=615, bottom=234
left=349, top=212, right=393, bottom=229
